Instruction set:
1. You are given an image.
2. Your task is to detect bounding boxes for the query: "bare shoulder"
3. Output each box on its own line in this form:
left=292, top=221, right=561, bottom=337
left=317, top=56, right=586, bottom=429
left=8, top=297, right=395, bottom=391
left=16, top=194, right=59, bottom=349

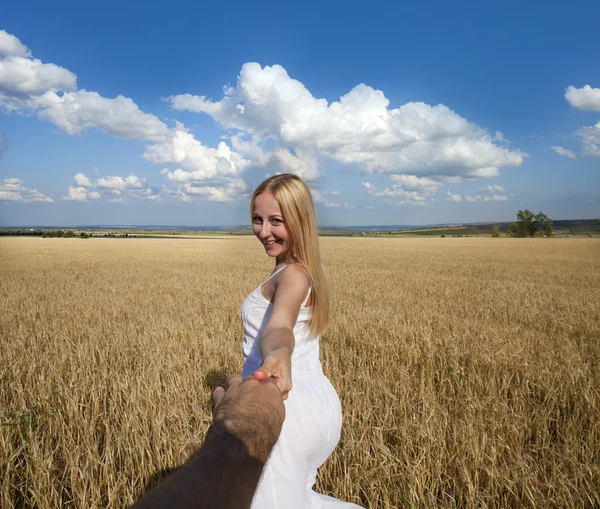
left=274, top=264, right=310, bottom=295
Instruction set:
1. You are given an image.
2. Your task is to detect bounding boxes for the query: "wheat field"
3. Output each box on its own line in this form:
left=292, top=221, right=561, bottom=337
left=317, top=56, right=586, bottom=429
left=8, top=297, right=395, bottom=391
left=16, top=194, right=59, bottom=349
left=1, top=236, right=599, bottom=508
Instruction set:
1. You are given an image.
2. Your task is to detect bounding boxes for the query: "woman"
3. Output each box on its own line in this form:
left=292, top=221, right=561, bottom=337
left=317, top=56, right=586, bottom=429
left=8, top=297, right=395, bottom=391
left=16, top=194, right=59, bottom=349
left=241, top=174, right=362, bottom=508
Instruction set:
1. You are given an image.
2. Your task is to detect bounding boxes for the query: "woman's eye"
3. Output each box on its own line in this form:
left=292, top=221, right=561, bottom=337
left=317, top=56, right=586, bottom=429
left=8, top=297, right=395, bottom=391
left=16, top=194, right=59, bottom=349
left=252, top=216, right=261, bottom=223
left=271, top=218, right=282, bottom=225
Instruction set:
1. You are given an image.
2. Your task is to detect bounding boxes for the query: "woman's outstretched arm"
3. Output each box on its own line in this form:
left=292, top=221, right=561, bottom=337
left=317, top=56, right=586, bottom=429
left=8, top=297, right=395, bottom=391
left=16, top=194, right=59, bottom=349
left=253, top=264, right=310, bottom=399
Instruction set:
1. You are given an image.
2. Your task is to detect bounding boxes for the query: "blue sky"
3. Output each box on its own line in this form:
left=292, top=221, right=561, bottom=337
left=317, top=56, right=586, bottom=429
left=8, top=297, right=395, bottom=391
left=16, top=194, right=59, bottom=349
left=1, top=0, right=599, bottom=226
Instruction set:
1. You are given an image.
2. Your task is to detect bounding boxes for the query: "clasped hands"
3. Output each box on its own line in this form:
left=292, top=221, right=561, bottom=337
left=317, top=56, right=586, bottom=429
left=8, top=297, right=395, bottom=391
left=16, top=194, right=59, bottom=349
left=252, top=347, right=293, bottom=400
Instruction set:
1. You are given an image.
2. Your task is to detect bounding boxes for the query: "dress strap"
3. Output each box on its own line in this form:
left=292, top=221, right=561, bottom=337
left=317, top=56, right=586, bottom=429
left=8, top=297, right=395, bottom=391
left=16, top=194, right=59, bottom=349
left=260, top=264, right=290, bottom=288
left=260, top=263, right=312, bottom=307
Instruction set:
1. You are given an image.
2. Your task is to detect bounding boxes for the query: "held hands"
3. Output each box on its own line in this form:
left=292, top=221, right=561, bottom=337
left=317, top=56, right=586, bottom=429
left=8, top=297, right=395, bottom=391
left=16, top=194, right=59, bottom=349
left=252, top=348, right=293, bottom=400
left=212, top=375, right=285, bottom=462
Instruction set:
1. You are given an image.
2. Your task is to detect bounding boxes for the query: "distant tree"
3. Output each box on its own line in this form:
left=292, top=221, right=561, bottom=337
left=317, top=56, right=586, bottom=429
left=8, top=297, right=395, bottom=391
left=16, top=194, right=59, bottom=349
left=535, top=211, right=554, bottom=237
left=490, top=224, right=501, bottom=238
left=508, top=221, right=524, bottom=238
left=516, top=209, right=537, bottom=237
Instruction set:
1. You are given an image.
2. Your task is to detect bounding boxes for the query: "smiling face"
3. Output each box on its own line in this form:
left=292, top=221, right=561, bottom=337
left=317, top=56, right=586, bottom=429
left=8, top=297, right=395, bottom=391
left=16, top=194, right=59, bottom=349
left=252, top=191, right=292, bottom=261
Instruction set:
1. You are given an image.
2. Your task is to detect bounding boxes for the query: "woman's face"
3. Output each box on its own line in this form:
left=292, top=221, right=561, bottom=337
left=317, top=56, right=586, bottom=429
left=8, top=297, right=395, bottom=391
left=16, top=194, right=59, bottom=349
left=252, top=192, right=291, bottom=259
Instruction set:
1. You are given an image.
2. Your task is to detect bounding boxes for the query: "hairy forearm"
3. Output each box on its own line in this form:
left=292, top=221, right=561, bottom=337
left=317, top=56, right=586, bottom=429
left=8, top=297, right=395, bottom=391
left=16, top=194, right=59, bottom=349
left=132, top=423, right=267, bottom=509
left=259, top=326, right=295, bottom=358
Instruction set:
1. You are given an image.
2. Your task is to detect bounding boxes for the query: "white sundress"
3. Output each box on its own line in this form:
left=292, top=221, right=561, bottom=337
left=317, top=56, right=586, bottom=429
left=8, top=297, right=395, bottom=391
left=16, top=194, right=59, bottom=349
left=241, top=265, right=363, bottom=509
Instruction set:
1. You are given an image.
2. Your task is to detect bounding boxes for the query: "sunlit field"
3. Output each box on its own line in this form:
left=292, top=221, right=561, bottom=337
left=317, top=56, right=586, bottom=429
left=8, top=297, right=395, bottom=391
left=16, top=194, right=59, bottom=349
left=1, top=237, right=599, bottom=508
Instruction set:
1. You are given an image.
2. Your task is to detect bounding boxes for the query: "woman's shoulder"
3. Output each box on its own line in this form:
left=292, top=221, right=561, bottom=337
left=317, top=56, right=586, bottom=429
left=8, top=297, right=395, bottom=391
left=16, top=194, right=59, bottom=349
left=274, top=263, right=310, bottom=292
left=283, top=262, right=311, bottom=281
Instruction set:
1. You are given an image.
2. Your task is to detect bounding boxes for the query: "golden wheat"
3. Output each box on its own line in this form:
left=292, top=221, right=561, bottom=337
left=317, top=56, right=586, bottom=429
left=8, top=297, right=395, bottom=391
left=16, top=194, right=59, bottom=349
left=1, top=237, right=599, bottom=508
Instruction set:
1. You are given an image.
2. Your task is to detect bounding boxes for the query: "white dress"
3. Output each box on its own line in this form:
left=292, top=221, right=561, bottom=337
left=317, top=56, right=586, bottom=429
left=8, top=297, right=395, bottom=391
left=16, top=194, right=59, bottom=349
left=241, top=265, right=363, bottom=509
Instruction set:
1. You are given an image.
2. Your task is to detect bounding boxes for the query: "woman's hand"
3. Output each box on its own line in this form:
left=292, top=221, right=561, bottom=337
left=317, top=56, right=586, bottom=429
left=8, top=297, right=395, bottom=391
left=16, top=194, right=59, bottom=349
left=252, top=347, right=292, bottom=400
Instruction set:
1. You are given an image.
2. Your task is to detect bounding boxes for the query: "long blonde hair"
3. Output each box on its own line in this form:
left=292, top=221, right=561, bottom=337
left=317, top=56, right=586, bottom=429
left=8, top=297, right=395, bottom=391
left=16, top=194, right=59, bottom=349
left=251, top=174, right=329, bottom=336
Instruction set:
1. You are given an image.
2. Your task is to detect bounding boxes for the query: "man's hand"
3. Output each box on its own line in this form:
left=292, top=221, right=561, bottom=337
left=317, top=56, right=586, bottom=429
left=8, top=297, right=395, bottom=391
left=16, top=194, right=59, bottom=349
left=212, top=375, right=285, bottom=462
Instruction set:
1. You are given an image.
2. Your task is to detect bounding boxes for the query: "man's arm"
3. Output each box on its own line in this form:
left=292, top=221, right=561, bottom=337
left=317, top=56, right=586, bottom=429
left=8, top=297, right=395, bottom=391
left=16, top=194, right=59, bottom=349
left=132, top=375, right=285, bottom=509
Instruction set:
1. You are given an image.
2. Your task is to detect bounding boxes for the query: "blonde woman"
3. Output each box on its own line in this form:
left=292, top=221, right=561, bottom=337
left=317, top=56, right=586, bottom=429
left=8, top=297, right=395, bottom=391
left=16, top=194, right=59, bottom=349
left=241, top=174, right=362, bottom=508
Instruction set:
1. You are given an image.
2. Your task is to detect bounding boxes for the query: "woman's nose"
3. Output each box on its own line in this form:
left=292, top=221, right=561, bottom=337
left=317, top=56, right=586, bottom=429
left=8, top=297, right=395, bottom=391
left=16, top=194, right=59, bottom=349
left=259, top=222, right=270, bottom=238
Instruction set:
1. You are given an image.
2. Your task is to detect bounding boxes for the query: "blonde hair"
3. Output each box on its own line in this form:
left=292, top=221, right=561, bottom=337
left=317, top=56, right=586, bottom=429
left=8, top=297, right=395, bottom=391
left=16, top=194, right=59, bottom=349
left=251, top=174, right=329, bottom=336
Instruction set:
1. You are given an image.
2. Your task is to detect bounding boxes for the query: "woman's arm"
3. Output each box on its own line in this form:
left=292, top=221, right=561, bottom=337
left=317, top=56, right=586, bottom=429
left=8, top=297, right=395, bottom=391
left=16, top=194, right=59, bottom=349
left=253, top=264, right=310, bottom=399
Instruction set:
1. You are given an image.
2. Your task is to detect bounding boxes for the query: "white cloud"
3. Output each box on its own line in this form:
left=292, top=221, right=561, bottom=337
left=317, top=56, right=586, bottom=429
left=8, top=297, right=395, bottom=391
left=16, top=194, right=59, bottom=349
left=270, top=147, right=319, bottom=180
left=576, top=122, right=600, bottom=156
left=331, top=191, right=340, bottom=195
left=1, top=31, right=246, bottom=202
left=95, top=174, right=146, bottom=191
left=549, top=146, right=576, bottom=159
left=147, top=132, right=248, bottom=181
left=361, top=181, right=428, bottom=202
left=564, top=85, right=600, bottom=157
left=446, top=191, right=463, bottom=202
left=465, top=194, right=509, bottom=202
left=481, top=184, right=505, bottom=193
left=389, top=174, right=442, bottom=194
left=565, top=85, right=600, bottom=112
left=62, top=186, right=90, bottom=201
left=343, top=202, right=356, bottom=209
left=493, top=131, right=507, bottom=143
left=0, top=61, right=76, bottom=109
left=167, top=62, right=525, bottom=181
left=0, top=177, right=54, bottom=202
left=64, top=172, right=160, bottom=201
left=365, top=205, right=375, bottom=209
left=74, top=172, right=92, bottom=187
left=0, top=31, right=77, bottom=111
left=0, top=30, right=31, bottom=58
left=362, top=181, right=429, bottom=207
left=310, top=188, right=342, bottom=208
left=177, top=179, right=247, bottom=202
left=37, top=90, right=169, bottom=141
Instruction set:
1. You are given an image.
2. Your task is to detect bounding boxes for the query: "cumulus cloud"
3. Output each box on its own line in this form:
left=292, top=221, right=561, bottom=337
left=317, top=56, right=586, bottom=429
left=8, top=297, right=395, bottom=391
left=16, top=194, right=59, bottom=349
left=389, top=174, right=442, bottom=194
left=481, top=184, right=505, bottom=193
left=147, top=133, right=248, bottom=179
left=0, top=31, right=166, bottom=141
left=331, top=191, right=340, bottom=196
left=36, top=90, right=170, bottom=141
left=0, top=30, right=246, bottom=201
left=64, top=172, right=160, bottom=201
left=0, top=177, right=54, bottom=202
left=74, top=172, right=92, bottom=187
left=95, top=174, right=146, bottom=191
left=361, top=181, right=428, bottom=207
left=175, top=179, right=247, bottom=202
left=0, top=30, right=31, bottom=58
left=465, top=194, right=509, bottom=202
left=549, top=146, right=576, bottom=159
left=151, top=134, right=250, bottom=202
left=446, top=191, right=463, bottom=202
left=167, top=62, right=525, bottom=181
left=310, top=188, right=342, bottom=208
left=565, top=85, right=600, bottom=156
left=0, top=31, right=77, bottom=111
left=576, top=122, right=600, bottom=156
left=565, top=85, right=600, bottom=112
left=63, top=186, right=86, bottom=201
